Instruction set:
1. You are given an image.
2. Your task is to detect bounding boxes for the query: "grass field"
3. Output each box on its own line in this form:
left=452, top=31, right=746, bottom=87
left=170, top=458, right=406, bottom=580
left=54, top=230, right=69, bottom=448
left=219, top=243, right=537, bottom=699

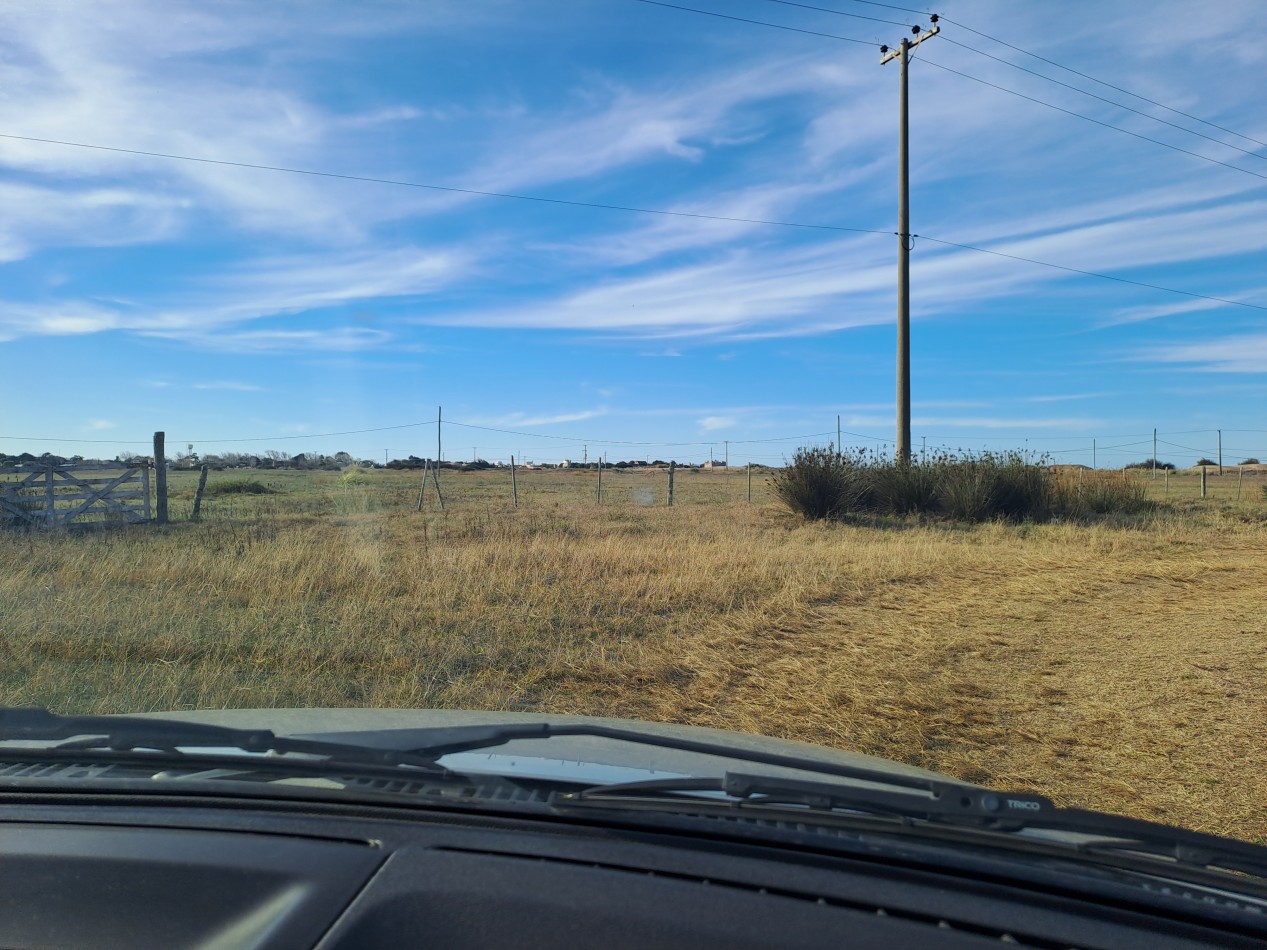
left=1, top=464, right=1265, bottom=842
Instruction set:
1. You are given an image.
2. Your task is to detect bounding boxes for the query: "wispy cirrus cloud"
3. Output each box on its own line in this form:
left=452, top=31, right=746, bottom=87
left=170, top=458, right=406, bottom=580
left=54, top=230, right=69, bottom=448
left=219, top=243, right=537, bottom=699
left=698, top=416, right=737, bottom=432
left=1136, top=333, right=1267, bottom=374
left=192, top=381, right=264, bottom=392
left=473, top=409, right=608, bottom=428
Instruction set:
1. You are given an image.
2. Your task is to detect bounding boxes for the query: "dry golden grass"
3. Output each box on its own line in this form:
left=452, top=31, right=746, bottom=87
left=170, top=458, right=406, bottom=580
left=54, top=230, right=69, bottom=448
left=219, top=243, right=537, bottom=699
left=1, top=466, right=1264, bottom=842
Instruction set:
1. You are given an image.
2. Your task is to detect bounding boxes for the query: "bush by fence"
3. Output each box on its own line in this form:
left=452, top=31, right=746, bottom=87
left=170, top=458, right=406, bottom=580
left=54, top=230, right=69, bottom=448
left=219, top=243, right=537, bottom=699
left=774, top=448, right=1152, bottom=523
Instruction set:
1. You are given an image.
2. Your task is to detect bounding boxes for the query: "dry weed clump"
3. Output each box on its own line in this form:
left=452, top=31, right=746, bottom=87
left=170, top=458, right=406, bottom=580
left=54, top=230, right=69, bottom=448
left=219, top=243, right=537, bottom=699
left=0, top=467, right=1264, bottom=842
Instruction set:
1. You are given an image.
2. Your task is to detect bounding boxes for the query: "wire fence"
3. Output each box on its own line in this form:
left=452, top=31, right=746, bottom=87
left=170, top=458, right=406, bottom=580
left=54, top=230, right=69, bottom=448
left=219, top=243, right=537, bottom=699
left=3, top=422, right=1266, bottom=472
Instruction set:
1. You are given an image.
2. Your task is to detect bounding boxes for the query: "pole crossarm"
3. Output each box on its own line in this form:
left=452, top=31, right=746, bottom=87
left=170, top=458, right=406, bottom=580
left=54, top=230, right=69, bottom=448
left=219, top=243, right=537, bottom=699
left=881, top=24, right=939, bottom=64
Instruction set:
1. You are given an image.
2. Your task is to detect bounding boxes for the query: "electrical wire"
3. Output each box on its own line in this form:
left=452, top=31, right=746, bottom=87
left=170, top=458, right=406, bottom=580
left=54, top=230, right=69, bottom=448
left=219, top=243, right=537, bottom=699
left=915, top=235, right=1267, bottom=313
left=915, top=58, right=1267, bottom=184
left=624, top=0, right=875, bottom=44
left=936, top=35, right=1267, bottom=164
left=0, top=132, right=890, bottom=238
left=756, top=0, right=915, bottom=28
left=935, top=15, right=1267, bottom=151
left=4, top=129, right=1261, bottom=313
left=752, top=1, right=1266, bottom=154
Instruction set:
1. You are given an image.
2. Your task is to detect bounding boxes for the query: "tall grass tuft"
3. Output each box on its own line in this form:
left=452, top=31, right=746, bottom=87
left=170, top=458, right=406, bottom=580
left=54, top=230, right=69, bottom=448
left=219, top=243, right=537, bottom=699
left=777, top=448, right=1145, bottom=523
left=771, top=446, right=854, bottom=521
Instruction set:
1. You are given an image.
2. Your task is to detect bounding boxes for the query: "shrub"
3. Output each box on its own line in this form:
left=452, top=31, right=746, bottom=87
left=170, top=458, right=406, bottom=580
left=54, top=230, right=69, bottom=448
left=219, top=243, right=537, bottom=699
left=987, top=452, right=1053, bottom=520
left=775, top=448, right=1150, bottom=523
left=1053, top=470, right=1151, bottom=517
left=339, top=469, right=371, bottom=487
left=1124, top=459, right=1175, bottom=471
left=1239, top=458, right=1260, bottom=466
left=772, top=446, right=860, bottom=520
left=872, top=460, right=940, bottom=514
left=1196, top=458, right=1216, bottom=467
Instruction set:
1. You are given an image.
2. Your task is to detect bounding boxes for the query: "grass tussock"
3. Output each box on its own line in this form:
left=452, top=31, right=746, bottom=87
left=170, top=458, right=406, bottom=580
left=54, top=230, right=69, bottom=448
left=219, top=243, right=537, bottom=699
left=205, top=479, right=278, bottom=496
left=0, top=466, right=1264, bottom=842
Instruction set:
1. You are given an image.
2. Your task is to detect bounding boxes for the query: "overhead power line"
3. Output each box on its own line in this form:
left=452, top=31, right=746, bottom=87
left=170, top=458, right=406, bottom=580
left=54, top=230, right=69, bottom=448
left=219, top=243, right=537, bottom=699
left=624, top=0, right=875, bottom=44
left=2, top=133, right=1262, bottom=313
left=936, top=15, right=1267, bottom=151
left=756, top=0, right=915, bottom=28
left=916, top=235, right=1267, bottom=313
left=753, top=1, right=1266, bottom=153
left=0, top=132, right=887, bottom=237
left=937, top=35, right=1267, bottom=164
left=916, top=58, right=1267, bottom=184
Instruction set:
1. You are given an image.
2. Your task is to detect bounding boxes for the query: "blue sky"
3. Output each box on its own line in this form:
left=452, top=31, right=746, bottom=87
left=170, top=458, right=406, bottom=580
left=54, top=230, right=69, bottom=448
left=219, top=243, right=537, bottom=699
left=0, top=0, right=1264, bottom=467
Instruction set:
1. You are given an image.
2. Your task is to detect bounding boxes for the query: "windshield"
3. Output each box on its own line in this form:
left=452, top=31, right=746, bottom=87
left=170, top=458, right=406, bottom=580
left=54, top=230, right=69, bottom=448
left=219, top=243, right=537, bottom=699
left=0, top=0, right=1263, bottom=849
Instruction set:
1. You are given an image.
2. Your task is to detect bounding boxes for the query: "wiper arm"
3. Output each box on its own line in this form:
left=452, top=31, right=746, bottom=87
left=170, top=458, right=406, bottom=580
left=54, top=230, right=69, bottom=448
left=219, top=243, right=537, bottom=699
left=565, top=771, right=1049, bottom=828
left=0, top=707, right=445, bottom=772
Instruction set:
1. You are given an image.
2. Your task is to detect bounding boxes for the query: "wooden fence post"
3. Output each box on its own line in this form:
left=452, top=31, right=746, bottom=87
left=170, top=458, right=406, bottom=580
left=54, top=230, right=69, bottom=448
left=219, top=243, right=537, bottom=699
left=667, top=461, right=675, bottom=507
left=511, top=456, right=518, bottom=507
left=44, top=461, right=55, bottom=528
left=1201, top=465, right=1207, bottom=499
left=153, top=431, right=168, bottom=525
left=597, top=458, right=603, bottom=504
left=1237, top=467, right=1244, bottom=502
left=417, top=460, right=429, bottom=512
left=747, top=462, right=752, bottom=503
left=191, top=465, right=209, bottom=521
left=431, top=459, right=445, bottom=511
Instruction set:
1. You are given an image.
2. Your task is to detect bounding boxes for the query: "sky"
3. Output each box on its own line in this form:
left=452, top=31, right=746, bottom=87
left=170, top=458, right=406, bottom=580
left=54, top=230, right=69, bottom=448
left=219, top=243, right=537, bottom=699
left=0, top=0, right=1263, bottom=467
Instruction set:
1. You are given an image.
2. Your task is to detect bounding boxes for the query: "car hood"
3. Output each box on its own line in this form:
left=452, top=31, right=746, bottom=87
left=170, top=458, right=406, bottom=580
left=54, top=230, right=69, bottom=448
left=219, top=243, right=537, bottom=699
left=125, top=708, right=958, bottom=789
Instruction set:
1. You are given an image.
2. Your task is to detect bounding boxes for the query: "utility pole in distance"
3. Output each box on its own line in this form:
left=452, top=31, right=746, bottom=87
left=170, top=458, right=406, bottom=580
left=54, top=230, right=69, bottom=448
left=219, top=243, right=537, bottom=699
left=881, top=17, right=938, bottom=464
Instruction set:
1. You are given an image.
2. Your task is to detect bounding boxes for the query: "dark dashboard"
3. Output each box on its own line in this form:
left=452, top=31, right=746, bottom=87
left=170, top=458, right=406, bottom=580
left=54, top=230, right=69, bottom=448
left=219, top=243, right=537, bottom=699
left=3, top=794, right=1263, bottom=950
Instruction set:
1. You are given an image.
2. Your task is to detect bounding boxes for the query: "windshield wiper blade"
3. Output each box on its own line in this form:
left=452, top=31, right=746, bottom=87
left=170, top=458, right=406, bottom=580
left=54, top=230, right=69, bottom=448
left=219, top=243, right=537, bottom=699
left=562, top=771, right=1267, bottom=881
left=0, top=708, right=445, bottom=772
left=566, top=771, right=1050, bottom=827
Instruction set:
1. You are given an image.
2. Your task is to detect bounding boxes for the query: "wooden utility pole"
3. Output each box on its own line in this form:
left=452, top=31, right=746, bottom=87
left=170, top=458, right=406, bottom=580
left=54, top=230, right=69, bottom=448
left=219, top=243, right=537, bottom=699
left=153, top=431, right=168, bottom=525
left=881, top=18, right=938, bottom=464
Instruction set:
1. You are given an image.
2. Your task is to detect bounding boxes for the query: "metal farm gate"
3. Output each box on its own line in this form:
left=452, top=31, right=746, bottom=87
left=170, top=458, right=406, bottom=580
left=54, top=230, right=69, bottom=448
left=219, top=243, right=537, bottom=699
left=0, top=461, right=152, bottom=528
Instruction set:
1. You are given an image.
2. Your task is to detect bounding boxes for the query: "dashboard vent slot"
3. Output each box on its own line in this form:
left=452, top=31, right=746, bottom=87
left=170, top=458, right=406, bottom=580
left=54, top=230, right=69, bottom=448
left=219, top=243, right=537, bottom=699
left=336, top=775, right=553, bottom=805
left=0, top=761, right=128, bottom=780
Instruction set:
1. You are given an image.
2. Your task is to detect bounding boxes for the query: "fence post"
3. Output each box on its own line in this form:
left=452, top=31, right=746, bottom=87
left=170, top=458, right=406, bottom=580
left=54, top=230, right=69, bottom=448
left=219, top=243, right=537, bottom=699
left=44, top=461, right=55, bottom=528
left=1237, top=467, right=1244, bottom=501
left=597, top=458, right=603, bottom=504
left=668, top=461, right=675, bottom=507
left=511, top=456, right=518, bottom=507
left=431, top=459, right=445, bottom=511
left=1201, top=465, right=1207, bottom=499
left=417, top=459, right=429, bottom=512
left=141, top=465, right=152, bottom=521
left=153, top=431, right=168, bottom=525
left=191, top=465, right=209, bottom=521
left=747, top=462, right=752, bottom=503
